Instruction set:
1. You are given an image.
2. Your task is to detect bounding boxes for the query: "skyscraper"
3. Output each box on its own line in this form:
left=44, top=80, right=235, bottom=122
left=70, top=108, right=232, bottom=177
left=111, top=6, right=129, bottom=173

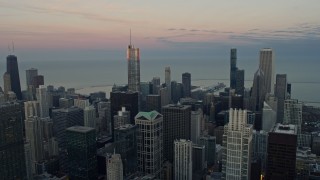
left=222, top=109, right=253, bottom=180
left=182, top=72, right=191, bottom=97
left=135, top=111, right=163, bottom=178
left=84, top=106, right=97, bottom=128
left=162, top=104, right=191, bottom=163
left=266, top=124, right=297, bottom=180
left=107, top=153, right=123, bottom=180
left=74, top=98, right=90, bottom=109
left=33, top=75, right=44, bottom=89
left=259, top=48, right=275, bottom=94
left=3, top=72, right=11, bottom=95
left=165, top=67, right=171, bottom=102
left=230, top=48, right=237, bottom=89
left=6, top=55, right=22, bottom=100
left=0, top=102, right=26, bottom=179
left=25, top=116, right=44, bottom=165
left=66, top=126, right=97, bottom=180
left=199, top=135, right=216, bottom=166
left=127, top=38, right=140, bottom=92
left=283, top=99, right=302, bottom=145
left=275, top=74, right=287, bottom=123
left=36, top=85, right=49, bottom=118
left=152, top=77, right=161, bottom=94
left=174, top=139, right=193, bottom=180
left=26, top=68, right=38, bottom=88
left=251, top=68, right=266, bottom=112
left=235, top=69, right=245, bottom=96
left=191, top=109, right=202, bottom=144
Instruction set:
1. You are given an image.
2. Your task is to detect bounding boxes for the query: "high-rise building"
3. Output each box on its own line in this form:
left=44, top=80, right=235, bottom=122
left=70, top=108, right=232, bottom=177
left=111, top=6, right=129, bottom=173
left=146, top=94, right=161, bottom=112
left=26, top=68, right=38, bottom=88
left=230, top=48, right=237, bottom=89
left=252, top=130, right=268, bottom=171
left=182, top=72, right=191, bottom=97
left=74, top=98, right=90, bottom=109
left=135, top=111, right=163, bottom=178
left=127, top=40, right=140, bottom=92
left=235, top=69, right=245, bottom=96
left=66, top=126, right=97, bottom=180
left=222, top=109, right=253, bottom=180
left=266, top=124, right=297, bottom=180
left=283, top=99, right=303, bottom=145
left=59, top=98, right=74, bottom=108
left=192, top=144, right=206, bottom=173
left=6, top=55, right=22, bottom=99
left=275, top=74, right=287, bottom=123
left=24, top=101, right=40, bottom=117
left=33, top=75, right=44, bottom=89
left=84, top=106, right=97, bottom=128
left=159, top=87, right=169, bottom=107
left=107, top=153, right=123, bottom=180
left=165, top=67, right=171, bottom=102
left=3, top=72, right=11, bottom=95
left=24, top=142, right=33, bottom=180
left=191, top=109, right=202, bottom=144
left=25, top=116, right=44, bottom=166
left=0, top=102, right=26, bottom=178
left=171, top=81, right=183, bottom=103
left=113, top=107, right=130, bottom=129
left=259, top=48, right=274, bottom=94
left=199, top=135, right=216, bottom=166
left=262, top=102, right=277, bottom=132
left=251, top=68, right=266, bottom=112
left=152, top=77, right=161, bottom=94
left=36, top=85, right=49, bottom=118
left=162, top=104, right=191, bottom=163
left=52, top=107, right=84, bottom=172
left=174, top=139, right=192, bottom=180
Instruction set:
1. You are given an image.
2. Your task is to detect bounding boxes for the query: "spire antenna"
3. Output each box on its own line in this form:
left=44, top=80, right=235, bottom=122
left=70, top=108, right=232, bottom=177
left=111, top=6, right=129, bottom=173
left=130, top=29, right=132, bottom=45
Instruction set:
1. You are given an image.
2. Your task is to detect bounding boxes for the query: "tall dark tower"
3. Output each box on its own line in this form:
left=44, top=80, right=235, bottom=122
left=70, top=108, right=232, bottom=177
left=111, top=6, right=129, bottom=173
left=7, top=55, right=22, bottom=100
left=127, top=31, right=140, bottom=92
left=230, top=48, right=237, bottom=89
left=182, top=72, right=191, bottom=98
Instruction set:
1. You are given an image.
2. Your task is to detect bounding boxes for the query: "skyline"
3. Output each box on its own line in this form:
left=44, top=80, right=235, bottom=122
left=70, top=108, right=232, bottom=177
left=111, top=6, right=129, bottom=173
left=1, top=0, right=320, bottom=61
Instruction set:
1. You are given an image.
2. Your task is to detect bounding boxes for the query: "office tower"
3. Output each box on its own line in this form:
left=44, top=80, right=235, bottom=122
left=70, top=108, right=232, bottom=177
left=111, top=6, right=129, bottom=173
left=191, top=109, right=202, bottom=144
left=114, top=124, right=137, bottom=175
left=275, top=74, right=287, bottom=123
left=222, top=109, right=253, bottom=180
left=110, top=91, right=139, bottom=129
left=159, top=87, right=169, bottom=106
left=6, top=55, right=22, bottom=99
left=199, top=135, right=216, bottom=166
left=113, top=107, right=130, bottom=129
left=25, top=116, right=44, bottom=166
left=192, top=144, right=206, bottom=173
left=97, top=101, right=112, bottom=136
left=24, top=142, right=33, bottom=180
left=26, top=68, right=38, bottom=88
left=230, top=48, right=237, bottom=89
left=262, top=102, right=276, bottom=132
left=59, top=98, right=74, bottom=108
left=283, top=99, right=303, bottom=145
left=66, top=126, right=97, bottom=180
left=146, top=94, right=161, bottom=112
left=135, top=111, right=163, bottom=178
left=252, top=130, right=268, bottom=171
left=162, top=104, right=191, bottom=163
left=163, top=161, right=173, bottom=180
left=152, top=77, right=161, bottom=94
left=127, top=39, right=140, bottom=92
left=259, top=48, right=275, bottom=94
left=182, top=72, right=191, bottom=97
left=235, top=69, right=245, bottom=96
left=266, top=124, right=297, bottom=180
left=24, top=101, right=40, bottom=117
left=251, top=68, right=266, bottom=112
left=0, top=102, right=26, bottom=178
left=107, top=153, right=123, bottom=180
left=3, top=72, right=11, bottom=95
left=84, top=106, right=97, bottom=128
left=33, top=75, right=44, bottom=89
left=165, top=67, right=171, bottom=102
left=174, top=139, right=192, bottom=180
left=36, top=85, right=49, bottom=118
left=140, top=82, right=150, bottom=109
left=74, top=98, right=90, bottom=109
left=52, top=107, right=84, bottom=172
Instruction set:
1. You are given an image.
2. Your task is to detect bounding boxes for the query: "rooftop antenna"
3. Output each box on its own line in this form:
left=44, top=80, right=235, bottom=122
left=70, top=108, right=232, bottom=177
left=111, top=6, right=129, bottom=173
left=130, top=28, right=132, bottom=46
left=8, top=44, right=11, bottom=54
left=12, top=41, right=14, bottom=53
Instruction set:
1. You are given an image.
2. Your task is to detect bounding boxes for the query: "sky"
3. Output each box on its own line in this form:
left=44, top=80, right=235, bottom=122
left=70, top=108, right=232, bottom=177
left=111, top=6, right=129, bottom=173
left=0, top=0, right=320, bottom=61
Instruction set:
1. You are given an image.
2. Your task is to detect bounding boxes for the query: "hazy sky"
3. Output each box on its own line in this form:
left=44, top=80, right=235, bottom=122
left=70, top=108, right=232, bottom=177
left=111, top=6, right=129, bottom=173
left=1, top=0, right=320, bottom=61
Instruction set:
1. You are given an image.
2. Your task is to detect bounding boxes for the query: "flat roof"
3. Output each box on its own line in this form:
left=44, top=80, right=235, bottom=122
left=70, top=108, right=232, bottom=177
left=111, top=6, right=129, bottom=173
left=66, top=126, right=94, bottom=133
left=272, top=123, right=297, bottom=135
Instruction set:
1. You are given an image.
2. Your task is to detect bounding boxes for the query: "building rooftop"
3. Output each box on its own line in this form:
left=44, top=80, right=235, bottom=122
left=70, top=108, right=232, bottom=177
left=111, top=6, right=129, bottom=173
left=115, top=124, right=136, bottom=130
left=66, top=126, right=95, bottom=133
left=135, top=111, right=162, bottom=121
left=272, top=123, right=297, bottom=135
left=162, top=104, right=191, bottom=110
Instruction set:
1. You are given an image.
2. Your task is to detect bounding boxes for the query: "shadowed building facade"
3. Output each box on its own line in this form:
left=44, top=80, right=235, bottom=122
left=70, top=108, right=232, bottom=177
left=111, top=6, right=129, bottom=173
left=6, top=55, right=22, bottom=99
